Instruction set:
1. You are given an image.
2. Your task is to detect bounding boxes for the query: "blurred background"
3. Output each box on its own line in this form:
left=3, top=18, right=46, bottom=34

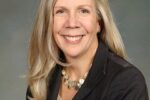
left=0, top=0, right=149, bottom=99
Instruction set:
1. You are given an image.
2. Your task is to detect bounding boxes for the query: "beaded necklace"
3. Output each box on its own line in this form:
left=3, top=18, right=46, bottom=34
left=61, top=69, right=88, bottom=90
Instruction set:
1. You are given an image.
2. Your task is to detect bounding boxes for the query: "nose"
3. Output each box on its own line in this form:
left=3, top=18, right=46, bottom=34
left=66, top=13, right=79, bottom=28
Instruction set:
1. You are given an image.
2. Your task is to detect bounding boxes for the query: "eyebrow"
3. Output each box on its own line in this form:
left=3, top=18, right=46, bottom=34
left=54, top=6, right=68, bottom=11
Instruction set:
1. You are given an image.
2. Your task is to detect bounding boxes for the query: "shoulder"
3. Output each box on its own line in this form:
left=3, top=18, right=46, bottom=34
left=107, top=51, right=146, bottom=86
left=105, top=52, right=149, bottom=100
left=107, top=51, right=143, bottom=76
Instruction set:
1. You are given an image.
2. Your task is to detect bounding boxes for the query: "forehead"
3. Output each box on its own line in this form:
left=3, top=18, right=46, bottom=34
left=54, top=0, right=95, bottom=8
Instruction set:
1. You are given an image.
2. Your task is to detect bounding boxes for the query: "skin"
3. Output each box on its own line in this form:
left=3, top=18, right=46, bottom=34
left=53, top=0, right=100, bottom=99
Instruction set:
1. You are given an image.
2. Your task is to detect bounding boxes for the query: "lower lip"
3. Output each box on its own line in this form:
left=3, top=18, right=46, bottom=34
left=63, top=35, right=84, bottom=44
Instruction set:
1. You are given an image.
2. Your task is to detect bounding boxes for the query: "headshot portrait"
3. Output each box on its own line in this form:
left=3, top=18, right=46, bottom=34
left=1, top=0, right=150, bottom=100
left=25, top=0, right=149, bottom=100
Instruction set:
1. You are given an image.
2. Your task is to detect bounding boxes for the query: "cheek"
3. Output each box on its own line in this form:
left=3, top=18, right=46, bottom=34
left=53, top=18, right=60, bottom=33
left=80, top=17, right=100, bottom=33
left=53, top=17, right=65, bottom=33
left=53, top=18, right=62, bottom=45
left=53, top=32, right=61, bottom=50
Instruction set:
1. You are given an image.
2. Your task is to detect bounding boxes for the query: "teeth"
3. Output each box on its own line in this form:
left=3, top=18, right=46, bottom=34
left=64, top=35, right=82, bottom=42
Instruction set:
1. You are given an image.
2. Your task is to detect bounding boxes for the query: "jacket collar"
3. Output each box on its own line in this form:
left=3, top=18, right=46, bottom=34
left=47, top=40, right=109, bottom=100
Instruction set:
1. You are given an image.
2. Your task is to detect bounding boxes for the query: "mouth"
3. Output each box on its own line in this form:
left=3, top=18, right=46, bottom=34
left=62, top=35, right=85, bottom=44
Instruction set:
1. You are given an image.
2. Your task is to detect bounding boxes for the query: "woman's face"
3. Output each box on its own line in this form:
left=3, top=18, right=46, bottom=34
left=53, top=0, right=100, bottom=59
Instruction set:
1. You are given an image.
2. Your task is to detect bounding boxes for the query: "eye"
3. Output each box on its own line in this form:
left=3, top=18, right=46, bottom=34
left=55, top=9, right=65, bottom=14
left=80, top=9, right=90, bottom=14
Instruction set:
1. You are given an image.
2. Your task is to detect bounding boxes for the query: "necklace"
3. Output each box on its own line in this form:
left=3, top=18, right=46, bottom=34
left=61, top=69, right=88, bottom=90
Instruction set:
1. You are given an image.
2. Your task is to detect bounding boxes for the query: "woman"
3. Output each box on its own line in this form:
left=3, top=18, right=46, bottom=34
left=26, top=0, right=149, bottom=100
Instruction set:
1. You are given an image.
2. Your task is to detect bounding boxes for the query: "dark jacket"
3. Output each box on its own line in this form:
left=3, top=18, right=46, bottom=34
left=26, top=41, right=149, bottom=100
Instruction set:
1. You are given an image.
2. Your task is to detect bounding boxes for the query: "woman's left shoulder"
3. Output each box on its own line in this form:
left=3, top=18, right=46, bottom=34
left=106, top=52, right=149, bottom=100
left=108, top=52, right=144, bottom=76
left=107, top=52, right=147, bottom=83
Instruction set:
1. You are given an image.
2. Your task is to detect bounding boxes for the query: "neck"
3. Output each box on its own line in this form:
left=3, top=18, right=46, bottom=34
left=65, top=40, right=98, bottom=80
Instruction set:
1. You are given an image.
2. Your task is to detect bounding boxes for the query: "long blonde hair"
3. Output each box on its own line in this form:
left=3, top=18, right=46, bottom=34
left=27, top=0, right=127, bottom=99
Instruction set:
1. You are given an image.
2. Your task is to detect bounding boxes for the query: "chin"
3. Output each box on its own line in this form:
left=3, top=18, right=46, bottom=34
left=64, top=50, right=83, bottom=59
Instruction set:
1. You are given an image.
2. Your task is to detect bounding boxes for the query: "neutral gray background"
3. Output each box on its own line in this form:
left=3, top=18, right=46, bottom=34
left=0, top=0, right=149, bottom=100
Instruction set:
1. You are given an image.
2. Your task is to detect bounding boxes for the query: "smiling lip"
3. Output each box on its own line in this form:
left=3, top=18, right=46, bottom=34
left=62, top=35, right=85, bottom=44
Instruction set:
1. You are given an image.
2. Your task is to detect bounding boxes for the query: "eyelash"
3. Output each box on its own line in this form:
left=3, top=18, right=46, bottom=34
left=55, top=10, right=64, bottom=14
left=80, top=9, right=90, bottom=13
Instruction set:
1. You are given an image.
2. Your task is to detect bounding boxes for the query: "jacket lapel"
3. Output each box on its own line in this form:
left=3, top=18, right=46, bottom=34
left=47, top=65, right=62, bottom=100
left=73, top=41, right=108, bottom=100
